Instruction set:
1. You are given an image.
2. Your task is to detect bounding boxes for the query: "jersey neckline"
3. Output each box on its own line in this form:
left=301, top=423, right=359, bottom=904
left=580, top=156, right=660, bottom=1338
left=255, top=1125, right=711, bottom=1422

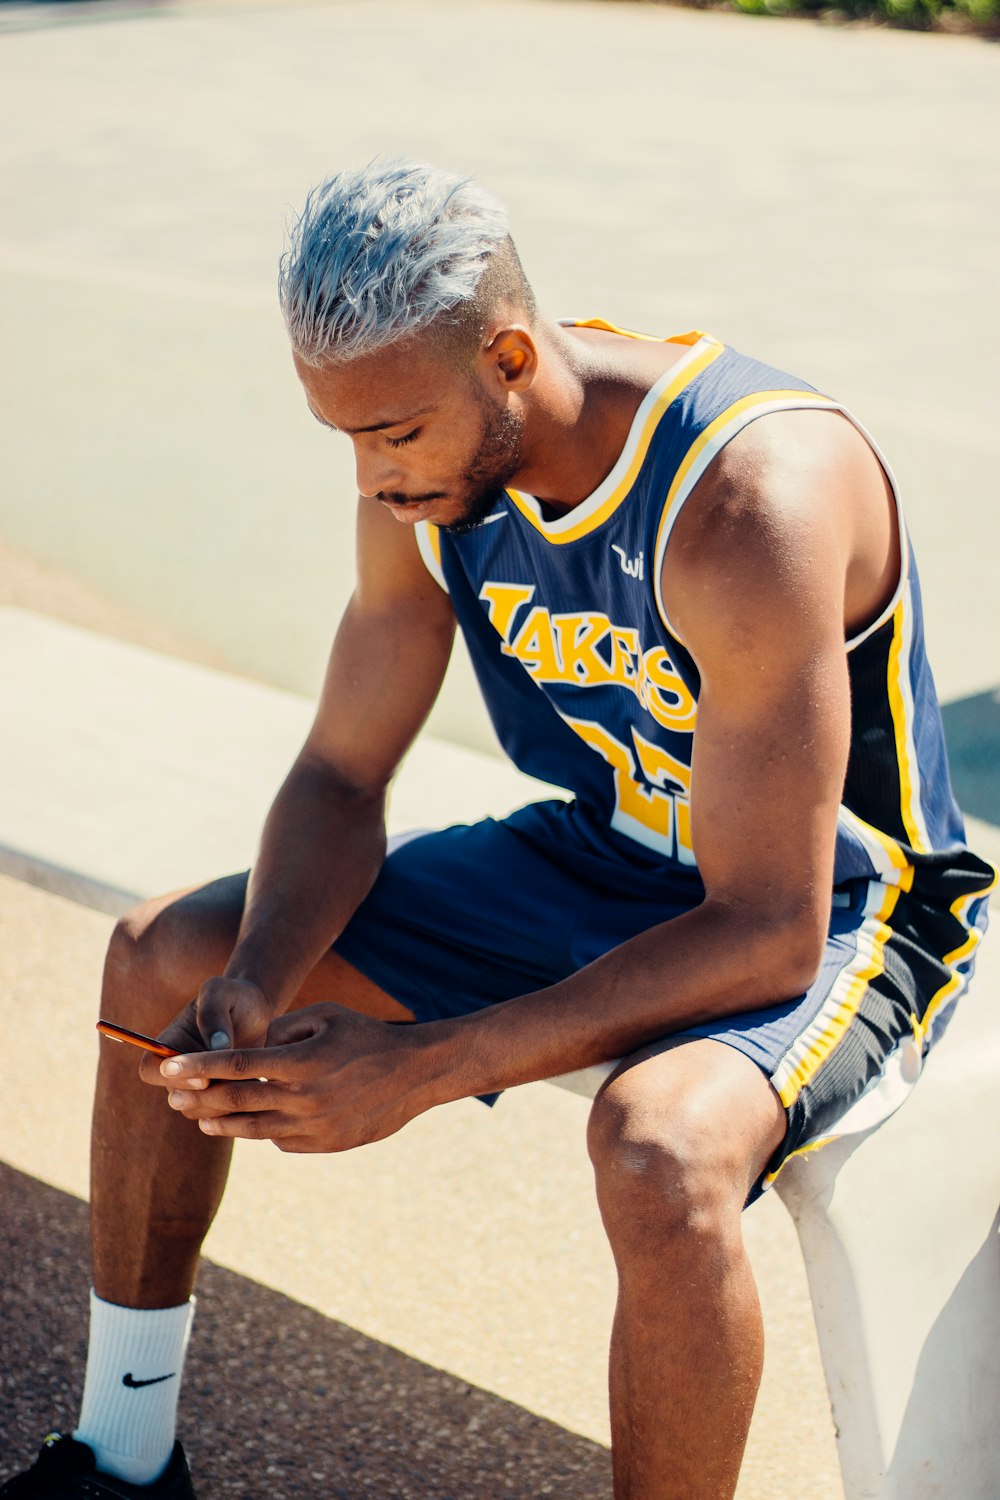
left=502, top=321, right=723, bottom=546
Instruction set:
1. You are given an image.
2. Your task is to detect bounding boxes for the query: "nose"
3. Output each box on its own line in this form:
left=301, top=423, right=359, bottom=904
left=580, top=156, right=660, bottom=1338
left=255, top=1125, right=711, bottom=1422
left=354, top=443, right=403, bottom=500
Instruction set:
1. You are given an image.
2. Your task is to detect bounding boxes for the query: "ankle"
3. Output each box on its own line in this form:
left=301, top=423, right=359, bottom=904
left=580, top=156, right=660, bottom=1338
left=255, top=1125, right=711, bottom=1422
left=75, top=1292, right=194, bottom=1485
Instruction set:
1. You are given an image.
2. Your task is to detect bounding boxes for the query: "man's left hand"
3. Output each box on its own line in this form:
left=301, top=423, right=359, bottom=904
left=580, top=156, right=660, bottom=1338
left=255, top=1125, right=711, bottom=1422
left=155, top=1002, right=431, bottom=1152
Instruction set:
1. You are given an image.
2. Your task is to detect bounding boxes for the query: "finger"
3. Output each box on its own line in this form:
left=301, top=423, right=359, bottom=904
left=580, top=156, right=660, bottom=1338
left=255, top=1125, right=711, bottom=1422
left=195, top=976, right=274, bottom=1051
left=195, top=1111, right=297, bottom=1142
left=166, top=1079, right=281, bottom=1119
left=137, top=1008, right=208, bottom=1089
left=195, top=979, right=243, bottom=1052
left=160, top=1045, right=282, bottom=1085
left=273, top=1135, right=321, bottom=1155
left=138, top=1049, right=206, bottom=1091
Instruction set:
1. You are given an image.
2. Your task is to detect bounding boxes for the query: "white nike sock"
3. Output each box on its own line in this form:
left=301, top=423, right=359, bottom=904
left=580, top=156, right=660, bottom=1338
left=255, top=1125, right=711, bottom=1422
left=74, top=1290, right=194, bottom=1485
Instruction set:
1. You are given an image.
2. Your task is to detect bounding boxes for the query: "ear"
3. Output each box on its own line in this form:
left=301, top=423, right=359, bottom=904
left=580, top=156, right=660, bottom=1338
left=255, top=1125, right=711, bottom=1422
left=479, top=326, right=538, bottom=396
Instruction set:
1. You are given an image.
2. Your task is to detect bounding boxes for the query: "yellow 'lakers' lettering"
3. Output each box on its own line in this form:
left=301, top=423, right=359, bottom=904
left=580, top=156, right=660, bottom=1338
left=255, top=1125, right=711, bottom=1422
left=553, top=613, right=620, bottom=686
left=479, top=582, right=535, bottom=640
left=639, top=648, right=697, bottom=732
left=506, top=607, right=563, bottom=679
left=609, top=627, right=640, bottom=687
left=478, top=583, right=697, bottom=733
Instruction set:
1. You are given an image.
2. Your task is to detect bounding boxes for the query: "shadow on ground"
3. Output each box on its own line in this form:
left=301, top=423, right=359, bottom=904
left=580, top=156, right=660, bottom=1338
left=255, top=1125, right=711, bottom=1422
left=942, top=689, right=1000, bottom=829
left=0, top=1163, right=611, bottom=1499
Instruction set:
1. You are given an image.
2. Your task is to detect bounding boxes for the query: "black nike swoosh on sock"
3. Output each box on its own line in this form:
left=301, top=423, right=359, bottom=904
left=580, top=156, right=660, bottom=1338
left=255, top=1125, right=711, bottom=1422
left=122, top=1371, right=176, bottom=1389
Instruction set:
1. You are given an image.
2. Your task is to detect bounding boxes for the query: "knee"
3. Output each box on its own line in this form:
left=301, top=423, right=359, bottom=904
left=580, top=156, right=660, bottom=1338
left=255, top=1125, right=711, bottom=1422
left=587, top=1074, right=745, bottom=1253
left=101, top=897, right=197, bottom=1026
left=101, top=874, right=247, bottom=1026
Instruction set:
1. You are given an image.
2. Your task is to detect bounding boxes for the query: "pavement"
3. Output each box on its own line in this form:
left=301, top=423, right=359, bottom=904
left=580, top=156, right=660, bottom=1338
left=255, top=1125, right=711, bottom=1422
left=0, top=573, right=846, bottom=1497
left=0, top=2, right=998, bottom=1498
left=0, top=0, right=998, bottom=747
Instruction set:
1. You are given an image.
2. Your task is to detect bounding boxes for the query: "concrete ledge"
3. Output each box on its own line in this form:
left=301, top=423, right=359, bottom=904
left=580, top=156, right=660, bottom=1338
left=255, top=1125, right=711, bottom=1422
left=0, top=606, right=556, bottom=916
left=774, top=947, right=1000, bottom=1500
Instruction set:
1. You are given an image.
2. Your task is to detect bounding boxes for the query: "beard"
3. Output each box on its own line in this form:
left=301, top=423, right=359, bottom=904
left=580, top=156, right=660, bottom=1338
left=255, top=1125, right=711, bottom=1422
left=441, top=394, right=525, bottom=536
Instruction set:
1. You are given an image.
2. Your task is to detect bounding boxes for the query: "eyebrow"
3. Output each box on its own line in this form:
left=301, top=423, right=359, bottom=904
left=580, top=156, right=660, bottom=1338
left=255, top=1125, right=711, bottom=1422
left=307, top=404, right=434, bottom=435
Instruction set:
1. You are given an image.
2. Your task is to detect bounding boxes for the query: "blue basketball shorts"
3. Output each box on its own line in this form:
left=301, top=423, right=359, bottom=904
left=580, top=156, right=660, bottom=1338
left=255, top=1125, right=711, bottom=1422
left=333, top=799, right=991, bottom=1202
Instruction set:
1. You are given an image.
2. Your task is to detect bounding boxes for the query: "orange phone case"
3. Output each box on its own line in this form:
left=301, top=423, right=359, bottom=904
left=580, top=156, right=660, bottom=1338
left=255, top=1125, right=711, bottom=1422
left=96, top=1020, right=179, bottom=1058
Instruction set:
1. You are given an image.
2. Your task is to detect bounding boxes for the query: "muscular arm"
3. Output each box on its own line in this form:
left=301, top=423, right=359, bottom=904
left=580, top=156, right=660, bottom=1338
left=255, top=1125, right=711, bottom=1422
left=166, top=414, right=886, bottom=1147
left=414, top=418, right=854, bottom=1098
left=209, top=501, right=454, bottom=1024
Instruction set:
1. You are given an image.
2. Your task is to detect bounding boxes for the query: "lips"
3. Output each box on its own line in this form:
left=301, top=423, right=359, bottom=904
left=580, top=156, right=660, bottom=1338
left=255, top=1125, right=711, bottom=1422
left=381, top=497, right=438, bottom=522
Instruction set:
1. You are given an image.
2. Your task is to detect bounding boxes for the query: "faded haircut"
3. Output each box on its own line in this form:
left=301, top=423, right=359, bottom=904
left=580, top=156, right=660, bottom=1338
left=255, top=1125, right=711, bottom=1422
left=279, top=159, right=535, bottom=368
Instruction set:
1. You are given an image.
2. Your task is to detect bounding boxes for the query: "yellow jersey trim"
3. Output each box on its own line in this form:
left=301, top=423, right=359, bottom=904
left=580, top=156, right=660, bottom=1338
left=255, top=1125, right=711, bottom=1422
left=886, top=595, right=930, bottom=853
left=505, top=333, right=724, bottom=545
left=564, top=316, right=707, bottom=348
left=772, top=881, right=902, bottom=1109
left=762, top=1133, right=839, bottom=1191
left=650, top=389, right=838, bottom=641
left=913, top=865, right=998, bottom=1045
left=836, top=804, right=912, bottom=883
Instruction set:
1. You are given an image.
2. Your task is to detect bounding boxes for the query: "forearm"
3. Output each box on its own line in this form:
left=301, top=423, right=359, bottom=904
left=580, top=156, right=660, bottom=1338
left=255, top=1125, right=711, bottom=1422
left=416, top=898, right=823, bottom=1105
left=163, top=886, right=826, bottom=1155
left=224, top=757, right=387, bottom=1011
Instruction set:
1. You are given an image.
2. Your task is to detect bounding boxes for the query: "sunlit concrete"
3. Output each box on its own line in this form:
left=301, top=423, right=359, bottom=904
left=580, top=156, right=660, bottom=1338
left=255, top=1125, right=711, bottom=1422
left=0, top=0, right=997, bottom=752
left=1, top=3, right=998, bottom=1495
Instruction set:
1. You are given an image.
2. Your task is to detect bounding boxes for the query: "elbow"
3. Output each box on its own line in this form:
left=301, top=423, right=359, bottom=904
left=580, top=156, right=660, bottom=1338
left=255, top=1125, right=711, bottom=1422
left=777, top=944, right=824, bottom=1001
left=710, top=898, right=826, bottom=1004
left=291, top=748, right=387, bottom=808
left=765, top=910, right=827, bottom=1000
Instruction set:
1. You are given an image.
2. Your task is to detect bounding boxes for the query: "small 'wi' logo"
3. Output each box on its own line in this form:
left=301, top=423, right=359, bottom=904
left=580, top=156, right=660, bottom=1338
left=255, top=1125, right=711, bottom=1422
left=611, top=544, right=644, bottom=580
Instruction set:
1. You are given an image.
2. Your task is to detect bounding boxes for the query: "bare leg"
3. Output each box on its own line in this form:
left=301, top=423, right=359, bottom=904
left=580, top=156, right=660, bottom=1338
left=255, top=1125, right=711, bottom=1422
left=588, top=1039, right=786, bottom=1500
left=90, top=873, right=411, bottom=1309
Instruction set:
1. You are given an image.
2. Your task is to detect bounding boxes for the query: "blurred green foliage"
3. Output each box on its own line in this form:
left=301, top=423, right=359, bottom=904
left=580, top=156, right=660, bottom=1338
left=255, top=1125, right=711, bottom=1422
left=722, top=0, right=999, bottom=27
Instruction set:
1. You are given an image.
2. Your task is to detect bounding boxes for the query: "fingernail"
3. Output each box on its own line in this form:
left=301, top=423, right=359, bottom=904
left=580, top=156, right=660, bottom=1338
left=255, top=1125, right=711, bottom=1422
left=210, top=1031, right=230, bottom=1050
left=199, top=1119, right=218, bottom=1134
left=161, top=1060, right=181, bottom=1076
left=168, top=1091, right=184, bottom=1107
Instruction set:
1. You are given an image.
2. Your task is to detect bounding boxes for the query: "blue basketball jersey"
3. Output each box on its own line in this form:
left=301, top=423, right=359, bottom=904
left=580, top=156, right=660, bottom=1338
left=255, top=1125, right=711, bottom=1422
left=415, top=320, right=987, bottom=910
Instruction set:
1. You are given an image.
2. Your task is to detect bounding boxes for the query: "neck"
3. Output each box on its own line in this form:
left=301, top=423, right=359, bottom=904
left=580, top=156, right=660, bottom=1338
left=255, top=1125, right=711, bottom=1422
left=510, top=321, right=641, bottom=513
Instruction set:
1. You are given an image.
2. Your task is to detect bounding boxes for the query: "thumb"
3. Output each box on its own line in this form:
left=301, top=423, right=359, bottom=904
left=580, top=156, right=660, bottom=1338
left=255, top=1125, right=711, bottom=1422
left=196, top=976, right=270, bottom=1051
left=265, top=1006, right=325, bottom=1047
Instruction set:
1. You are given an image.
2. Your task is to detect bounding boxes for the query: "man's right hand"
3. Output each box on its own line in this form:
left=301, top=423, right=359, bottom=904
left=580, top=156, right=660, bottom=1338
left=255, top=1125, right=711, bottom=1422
left=138, top=976, right=274, bottom=1091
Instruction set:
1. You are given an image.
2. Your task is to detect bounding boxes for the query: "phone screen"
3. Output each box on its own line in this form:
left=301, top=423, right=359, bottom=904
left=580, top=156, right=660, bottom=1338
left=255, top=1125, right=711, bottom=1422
left=96, top=1020, right=180, bottom=1058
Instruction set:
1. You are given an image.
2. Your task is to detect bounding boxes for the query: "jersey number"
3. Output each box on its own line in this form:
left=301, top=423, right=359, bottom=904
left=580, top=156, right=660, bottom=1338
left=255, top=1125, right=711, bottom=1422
left=561, top=714, right=695, bottom=863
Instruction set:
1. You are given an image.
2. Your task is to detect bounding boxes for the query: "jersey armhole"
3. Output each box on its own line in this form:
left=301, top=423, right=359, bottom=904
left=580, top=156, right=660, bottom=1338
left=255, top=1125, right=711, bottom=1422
left=415, top=521, right=449, bottom=594
left=650, top=392, right=905, bottom=647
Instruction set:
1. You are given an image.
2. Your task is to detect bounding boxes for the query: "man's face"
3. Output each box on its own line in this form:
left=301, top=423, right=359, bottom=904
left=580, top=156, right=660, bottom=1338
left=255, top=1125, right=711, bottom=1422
left=294, top=336, right=525, bottom=534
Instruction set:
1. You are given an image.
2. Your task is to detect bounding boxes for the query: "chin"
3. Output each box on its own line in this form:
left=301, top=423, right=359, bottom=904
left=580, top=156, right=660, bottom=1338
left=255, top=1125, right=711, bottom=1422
left=440, top=490, right=507, bottom=537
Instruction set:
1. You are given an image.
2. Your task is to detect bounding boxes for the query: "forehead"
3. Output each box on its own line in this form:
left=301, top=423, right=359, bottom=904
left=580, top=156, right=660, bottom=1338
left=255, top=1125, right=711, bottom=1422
left=293, top=336, right=467, bottom=431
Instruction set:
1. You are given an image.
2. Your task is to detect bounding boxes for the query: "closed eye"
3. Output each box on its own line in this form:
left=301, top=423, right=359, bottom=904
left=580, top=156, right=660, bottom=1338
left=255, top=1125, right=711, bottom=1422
left=386, top=429, right=420, bottom=449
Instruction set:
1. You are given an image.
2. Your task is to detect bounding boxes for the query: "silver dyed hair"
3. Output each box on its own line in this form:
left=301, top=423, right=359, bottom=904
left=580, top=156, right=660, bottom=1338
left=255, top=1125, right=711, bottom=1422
left=279, top=160, right=511, bottom=366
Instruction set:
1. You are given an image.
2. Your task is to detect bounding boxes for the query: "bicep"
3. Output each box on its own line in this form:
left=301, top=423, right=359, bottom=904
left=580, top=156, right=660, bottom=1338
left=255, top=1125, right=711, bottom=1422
left=668, top=455, right=852, bottom=960
left=690, top=626, right=850, bottom=936
left=300, top=500, right=456, bottom=790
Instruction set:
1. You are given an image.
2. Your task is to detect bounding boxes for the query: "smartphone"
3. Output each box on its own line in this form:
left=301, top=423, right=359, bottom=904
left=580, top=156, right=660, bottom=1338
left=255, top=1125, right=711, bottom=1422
left=96, top=1020, right=180, bottom=1058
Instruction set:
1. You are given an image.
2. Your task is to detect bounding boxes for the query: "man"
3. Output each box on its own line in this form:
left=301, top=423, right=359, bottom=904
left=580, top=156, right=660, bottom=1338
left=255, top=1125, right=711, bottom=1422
left=4, top=159, right=994, bottom=1500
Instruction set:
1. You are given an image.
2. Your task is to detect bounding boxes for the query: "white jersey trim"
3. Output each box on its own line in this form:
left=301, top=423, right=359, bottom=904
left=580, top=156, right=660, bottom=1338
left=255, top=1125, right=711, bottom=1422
left=508, top=337, right=714, bottom=538
left=415, top=520, right=448, bottom=594
left=652, top=397, right=908, bottom=653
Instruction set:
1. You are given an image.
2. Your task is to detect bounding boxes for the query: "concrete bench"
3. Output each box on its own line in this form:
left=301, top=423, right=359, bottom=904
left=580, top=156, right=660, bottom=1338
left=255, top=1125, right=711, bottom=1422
left=1, top=604, right=997, bottom=1499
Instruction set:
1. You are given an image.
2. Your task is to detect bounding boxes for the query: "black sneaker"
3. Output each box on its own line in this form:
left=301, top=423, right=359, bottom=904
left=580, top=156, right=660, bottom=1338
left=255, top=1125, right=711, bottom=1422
left=0, top=1435, right=196, bottom=1499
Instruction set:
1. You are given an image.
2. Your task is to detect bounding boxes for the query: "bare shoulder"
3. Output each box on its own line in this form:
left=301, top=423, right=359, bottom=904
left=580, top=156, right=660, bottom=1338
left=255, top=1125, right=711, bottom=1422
left=664, top=407, right=898, bottom=656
